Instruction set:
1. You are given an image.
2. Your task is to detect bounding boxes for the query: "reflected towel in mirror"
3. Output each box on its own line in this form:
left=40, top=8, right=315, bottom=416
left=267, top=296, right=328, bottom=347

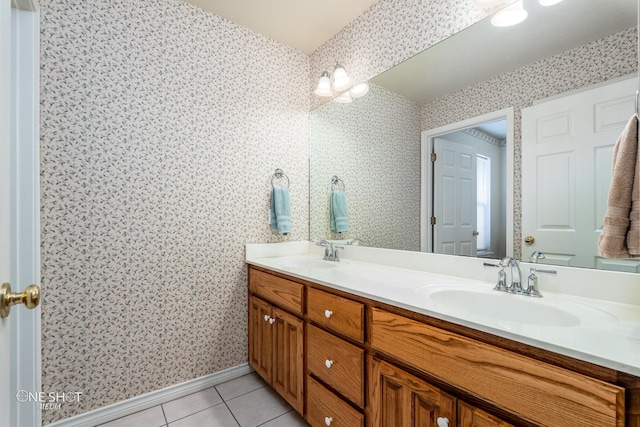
left=330, top=191, right=349, bottom=233
left=270, top=187, right=291, bottom=234
left=598, top=113, right=639, bottom=258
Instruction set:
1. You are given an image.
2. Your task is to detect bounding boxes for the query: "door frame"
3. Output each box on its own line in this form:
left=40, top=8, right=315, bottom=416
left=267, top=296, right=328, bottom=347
left=10, top=1, right=41, bottom=426
left=421, top=107, right=514, bottom=256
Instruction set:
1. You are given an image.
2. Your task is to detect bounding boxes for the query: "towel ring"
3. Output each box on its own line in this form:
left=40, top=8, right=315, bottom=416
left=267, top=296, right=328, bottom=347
left=331, top=175, right=345, bottom=192
left=271, top=168, right=290, bottom=188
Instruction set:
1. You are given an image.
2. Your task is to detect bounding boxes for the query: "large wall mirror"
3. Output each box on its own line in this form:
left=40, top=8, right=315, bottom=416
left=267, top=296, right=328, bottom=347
left=309, top=0, right=638, bottom=271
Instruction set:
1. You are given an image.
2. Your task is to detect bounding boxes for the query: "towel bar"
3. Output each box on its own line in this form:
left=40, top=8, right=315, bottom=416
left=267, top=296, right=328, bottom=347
left=271, top=168, right=290, bottom=188
left=331, top=175, right=345, bottom=192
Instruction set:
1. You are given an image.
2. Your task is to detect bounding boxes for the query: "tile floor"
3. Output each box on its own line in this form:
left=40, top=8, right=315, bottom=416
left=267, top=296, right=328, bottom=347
left=98, top=373, right=310, bottom=427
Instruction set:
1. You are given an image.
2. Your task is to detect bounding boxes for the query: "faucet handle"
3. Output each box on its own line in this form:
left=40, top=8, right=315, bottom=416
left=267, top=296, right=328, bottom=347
left=524, top=267, right=557, bottom=298
left=316, top=240, right=330, bottom=247
left=483, top=262, right=509, bottom=291
left=332, top=245, right=345, bottom=262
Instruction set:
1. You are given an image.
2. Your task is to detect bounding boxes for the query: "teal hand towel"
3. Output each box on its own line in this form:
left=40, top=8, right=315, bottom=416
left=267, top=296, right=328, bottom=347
left=270, top=187, right=291, bottom=234
left=330, top=191, right=349, bottom=232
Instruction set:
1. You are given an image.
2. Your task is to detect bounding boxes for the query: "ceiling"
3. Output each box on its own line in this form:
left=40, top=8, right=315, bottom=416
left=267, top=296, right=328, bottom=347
left=183, top=0, right=381, bottom=54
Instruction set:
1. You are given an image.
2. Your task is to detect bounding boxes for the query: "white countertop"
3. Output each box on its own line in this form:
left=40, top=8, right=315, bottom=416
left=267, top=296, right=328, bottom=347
left=246, top=241, right=640, bottom=377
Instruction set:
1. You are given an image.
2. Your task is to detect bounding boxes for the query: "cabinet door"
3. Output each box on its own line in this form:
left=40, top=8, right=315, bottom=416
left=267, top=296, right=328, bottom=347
left=272, top=307, right=304, bottom=413
left=368, top=356, right=456, bottom=427
left=248, top=296, right=273, bottom=383
left=458, top=401, right=514, bottom=427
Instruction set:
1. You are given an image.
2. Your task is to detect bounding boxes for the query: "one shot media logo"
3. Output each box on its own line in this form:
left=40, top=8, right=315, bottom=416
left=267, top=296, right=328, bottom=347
left=16, top=390, right=82, bottom=411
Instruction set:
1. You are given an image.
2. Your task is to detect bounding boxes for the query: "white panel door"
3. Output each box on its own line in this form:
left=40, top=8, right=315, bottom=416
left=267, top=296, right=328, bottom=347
left=522, top=76, right=640, bottom=271
left=2, top=2, right=41, bottom=426
left=434, top=138, right=477, bottom=256
left=0, top=0, right=11, bottom=419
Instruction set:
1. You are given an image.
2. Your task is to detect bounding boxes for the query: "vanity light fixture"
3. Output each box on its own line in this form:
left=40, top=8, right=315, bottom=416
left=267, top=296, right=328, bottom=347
left=332, top=64, right=352, bottom=92
left=491, top=0, right=528, bottom=27
left=334, top=92, right=353, bottom=103
left=349, top=82, right=369, bottom=98
left=332, top=82, right=370, bottom=104
left=538, top=0, right=563, bottom=5
left=314, top=71, right=333, bottom=97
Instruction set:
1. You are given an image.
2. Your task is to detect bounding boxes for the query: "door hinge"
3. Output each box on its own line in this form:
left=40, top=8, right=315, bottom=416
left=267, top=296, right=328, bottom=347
left=430, top=216, right=436, bottom=225
left=431, top=152, right=437, bottom=162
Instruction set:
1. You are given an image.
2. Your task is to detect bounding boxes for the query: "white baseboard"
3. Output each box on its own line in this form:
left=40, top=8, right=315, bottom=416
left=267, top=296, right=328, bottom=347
left=45, top=363, right=253, bottom=427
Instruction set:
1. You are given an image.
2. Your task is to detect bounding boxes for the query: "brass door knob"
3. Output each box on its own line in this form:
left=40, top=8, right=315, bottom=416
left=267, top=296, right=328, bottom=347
left=524, top=235, right=536, bottom=245
left=472, top=231, right=479, bottom=236
left=0, top=282, right=40, bottom=319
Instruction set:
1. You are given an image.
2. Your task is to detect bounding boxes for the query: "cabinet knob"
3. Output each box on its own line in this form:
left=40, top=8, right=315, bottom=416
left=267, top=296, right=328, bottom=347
left=325, top=359, right=334, bottom=369
left=263, top=314, right=269, bottom=322
left=324, top=417, right=333, bottom=426
left=436, top=417, right=449, bottom=427
left=268, top=317, right=275, bottom=325
left=325, top=309, right=333, bottom=318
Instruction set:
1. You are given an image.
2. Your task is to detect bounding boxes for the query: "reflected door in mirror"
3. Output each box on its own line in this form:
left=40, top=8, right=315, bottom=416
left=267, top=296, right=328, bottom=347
left=522, top=76, right=640, bottom=272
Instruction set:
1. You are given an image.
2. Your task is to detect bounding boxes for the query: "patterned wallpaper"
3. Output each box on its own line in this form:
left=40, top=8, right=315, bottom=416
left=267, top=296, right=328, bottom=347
left=422, top=27, right=638, bottom=259
left=39, top=0, right=309, bottom=423
left=310, top=84, right=421, bottom=250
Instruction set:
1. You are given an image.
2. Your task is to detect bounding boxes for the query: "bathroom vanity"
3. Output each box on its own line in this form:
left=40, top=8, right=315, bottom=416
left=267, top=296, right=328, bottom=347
left=246, top=242, right=640, bottom=427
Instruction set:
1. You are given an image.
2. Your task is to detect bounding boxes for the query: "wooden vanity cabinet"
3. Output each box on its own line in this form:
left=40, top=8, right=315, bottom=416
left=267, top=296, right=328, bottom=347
left=247, top=266, right=632, bottom=427
left=457, top=401, right=514, bottom=427
left=369, top=307, right=625, bottom=427
left=306, top=286, right=366, bottom=427
left=248, top=270, right=304, bottom=413
left=368, top=356, right=456, bottom=427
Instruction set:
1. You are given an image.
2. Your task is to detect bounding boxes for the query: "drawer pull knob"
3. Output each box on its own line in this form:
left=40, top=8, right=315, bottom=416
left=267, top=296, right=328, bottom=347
left=325, top=310, right=333, bottom=318
left=268, top=317, right=275, bottom=325
left=263, top=315, right=269, bottom=322
left=436, top=417, right=449, bottom=427
left=325, top=359, right=334, bottom=368
left=325, top=417, right=333, bottom=426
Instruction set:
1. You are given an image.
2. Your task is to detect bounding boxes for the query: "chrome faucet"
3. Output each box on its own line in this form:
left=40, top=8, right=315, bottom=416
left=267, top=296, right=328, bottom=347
left=485, top=257, right=522, bottom=293
left=485, top=257, right=556, bottom=297
left=504, top=257, right=523, bottom=294
left=316, top=240, right=344, bottom=262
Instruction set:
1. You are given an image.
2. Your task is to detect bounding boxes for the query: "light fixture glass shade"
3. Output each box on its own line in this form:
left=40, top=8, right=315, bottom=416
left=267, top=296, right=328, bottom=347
left=334, top=92, right=352, bottom=103
left=332, top=65, right=352, bottom=92
left=350, top=82, right=370, bottom=98
left=471, top=0, right=503, bottom=7
left=538, top=0, right=563, bottom=5
left=491, top=1, right=528, bottom=27
left=314, top=71, right=333, bottom=97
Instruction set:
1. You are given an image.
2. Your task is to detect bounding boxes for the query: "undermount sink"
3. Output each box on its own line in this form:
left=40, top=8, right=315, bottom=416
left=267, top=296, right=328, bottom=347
left=428, top=289, right=580, bottom=327
left=417, top=284, right=617, bottom=328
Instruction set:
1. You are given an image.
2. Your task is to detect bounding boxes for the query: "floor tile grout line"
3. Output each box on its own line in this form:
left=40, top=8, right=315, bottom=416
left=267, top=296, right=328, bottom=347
left=160, top=404, right=169, bottom=426
left=255, top=409, right=296, bottom=427
left=161, top=400, right=227, bottom=425
left=221, top=399, right=242, bottom=427
left=218, top=383, right=268, bottom=404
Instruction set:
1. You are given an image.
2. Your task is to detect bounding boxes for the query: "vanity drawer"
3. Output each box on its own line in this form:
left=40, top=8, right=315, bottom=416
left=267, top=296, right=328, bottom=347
left=306, top=376, right=364, bottom=427
left=370, top=308, right=625, bottom=427
left=249, top=268, right=303, bottom=315
left=307, top=324, right=364, bottom=408
left=307, top=287, right=364, bottom=342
